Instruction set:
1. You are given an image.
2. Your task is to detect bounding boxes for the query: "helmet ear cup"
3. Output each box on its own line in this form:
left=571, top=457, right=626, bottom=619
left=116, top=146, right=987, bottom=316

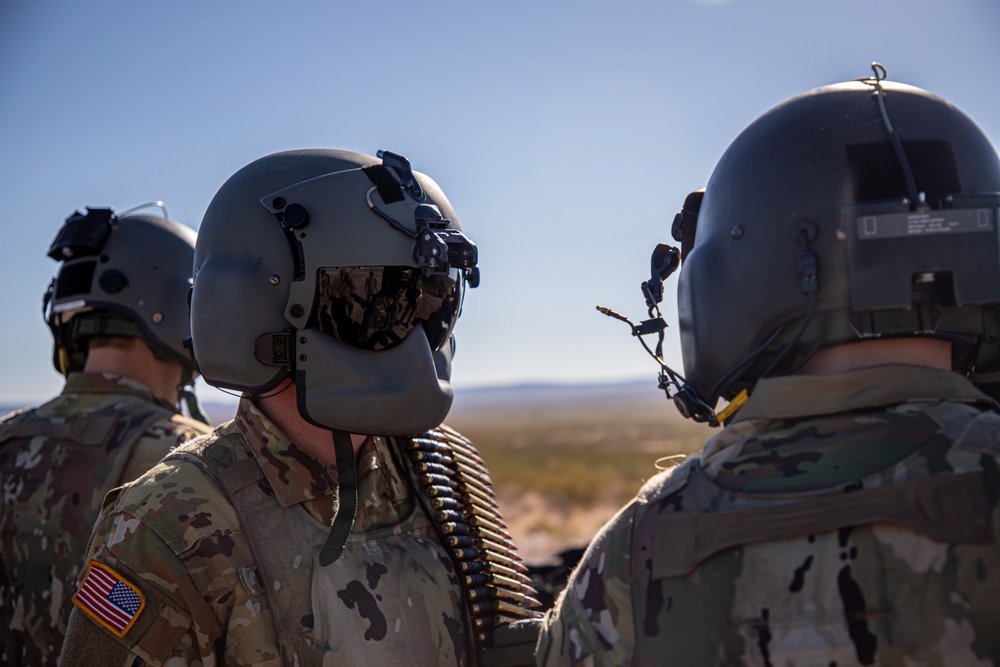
left=671, top=189, right=704, bottom=263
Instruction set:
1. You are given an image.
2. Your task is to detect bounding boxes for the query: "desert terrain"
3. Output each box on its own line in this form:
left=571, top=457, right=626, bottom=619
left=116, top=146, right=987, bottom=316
left=445, top=380, right=713, bottom=565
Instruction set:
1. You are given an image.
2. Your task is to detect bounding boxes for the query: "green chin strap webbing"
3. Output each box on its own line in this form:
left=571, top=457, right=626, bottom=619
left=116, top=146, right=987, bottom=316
left=318, top=428, right=359, bottom=566
left=178, top=386, right=211, bottom=425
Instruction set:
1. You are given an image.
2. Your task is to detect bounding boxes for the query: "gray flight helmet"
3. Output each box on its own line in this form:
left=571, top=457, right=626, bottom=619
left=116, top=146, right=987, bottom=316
left=44, top=205, right=198, bottom=376
left=190, top=149, right=478, bottom=435
left=675, top=71, right=1000, bottom=407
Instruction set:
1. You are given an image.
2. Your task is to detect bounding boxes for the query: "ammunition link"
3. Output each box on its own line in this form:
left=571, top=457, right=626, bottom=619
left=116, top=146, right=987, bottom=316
left=405, top=429, right=542, bottom=650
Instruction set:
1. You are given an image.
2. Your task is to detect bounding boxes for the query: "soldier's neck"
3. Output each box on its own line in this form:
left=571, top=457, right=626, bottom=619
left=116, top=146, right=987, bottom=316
left=83, top=338, right=183, bottom=406
left=796, top=338, right=952, bottom=375
left=254, top=379, right=367, bottom=465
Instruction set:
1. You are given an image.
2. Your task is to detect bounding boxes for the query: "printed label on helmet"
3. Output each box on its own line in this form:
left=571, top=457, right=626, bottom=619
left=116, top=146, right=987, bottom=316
left=52, top=299, right=87, bottom=314
left=856, top=208, right=995, bottom=240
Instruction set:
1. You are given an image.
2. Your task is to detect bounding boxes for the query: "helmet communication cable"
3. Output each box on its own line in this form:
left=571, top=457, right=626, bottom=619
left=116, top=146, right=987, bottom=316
left=118, top=201, right=170, bottom=219
left=857, top=62, right=921, bottom=210
left=597, top=244, right=719, bottom=425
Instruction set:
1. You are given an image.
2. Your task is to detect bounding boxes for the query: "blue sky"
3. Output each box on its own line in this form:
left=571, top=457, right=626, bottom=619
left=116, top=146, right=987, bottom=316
left=2, top=0, right=998, bottom=405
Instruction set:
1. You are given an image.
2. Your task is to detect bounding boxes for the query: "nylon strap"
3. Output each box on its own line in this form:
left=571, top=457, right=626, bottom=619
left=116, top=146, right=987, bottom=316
left=970, top=369, right=1000, bottom=384
left=167, top=437, right=321, bottom=666
left=70, top=314, right=144, bottom=340
left=318, top=429, right=358, bottom=566
left=653, top=466, right=993, bottom=579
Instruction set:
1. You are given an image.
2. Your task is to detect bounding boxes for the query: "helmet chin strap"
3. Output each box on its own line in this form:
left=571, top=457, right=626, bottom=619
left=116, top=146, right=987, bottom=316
left=318, top=428, right=359, bottom=566
left=178, top=384, right=210, bottom=425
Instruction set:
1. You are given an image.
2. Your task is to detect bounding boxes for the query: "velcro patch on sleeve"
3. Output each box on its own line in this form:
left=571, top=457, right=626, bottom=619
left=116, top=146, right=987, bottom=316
left=72, top=560, right=147, bottom=638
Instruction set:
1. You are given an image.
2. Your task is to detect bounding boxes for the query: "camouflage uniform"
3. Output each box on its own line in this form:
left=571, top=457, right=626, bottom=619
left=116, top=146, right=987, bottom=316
left=60, top=397, right=478, bottom=666
left=538, top=364, right=1000, bottom=666
left=0, top=371, right=210, bottom=666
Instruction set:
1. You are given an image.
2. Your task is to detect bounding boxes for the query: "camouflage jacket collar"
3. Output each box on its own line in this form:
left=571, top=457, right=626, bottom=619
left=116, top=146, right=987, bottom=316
left=234, top=398, right=407, bottom=511
left=63, top=371, right=163, bottom=403
left=733, top=364, right=997, bottom=424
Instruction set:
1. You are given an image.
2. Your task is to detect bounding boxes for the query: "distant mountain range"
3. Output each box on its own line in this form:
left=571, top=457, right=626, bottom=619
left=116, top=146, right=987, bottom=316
left=1, top=378, right=679, bottom=428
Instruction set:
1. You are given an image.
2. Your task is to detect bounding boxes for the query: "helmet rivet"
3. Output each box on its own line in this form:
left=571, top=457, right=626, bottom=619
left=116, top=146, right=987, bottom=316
left=836, top=229, right=847, bottom=241
left=272, top=197, right=286, bottom=210
left=299, top=337, right=307, bottom=344
left=268, top=274, right=280, bottom=286
left=290, top=304, right=304, bottom=318
left=731, top=225, right=745, bottom=240
left=299, top=354, right=307, bottom=362
left=151, top=312, right=164, bottom=324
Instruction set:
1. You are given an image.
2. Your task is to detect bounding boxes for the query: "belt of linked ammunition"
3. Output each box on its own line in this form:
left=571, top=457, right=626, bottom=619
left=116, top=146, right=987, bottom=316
left=404, top=426, right=542, bottom=649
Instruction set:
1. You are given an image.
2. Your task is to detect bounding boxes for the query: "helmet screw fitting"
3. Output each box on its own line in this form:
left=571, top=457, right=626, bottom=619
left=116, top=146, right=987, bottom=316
left=151, top=312, right=164, bottom=324
left=299, top=337, right=307, bottom=344
left=268, top=274, right=280, bottom=286
left=299, top=354, right=307, bottom=362
left=290, top=304, right=304, bottom=317
left=271, top=197, right=286, bottom=209
left=731, top=225, right=745, bottom=239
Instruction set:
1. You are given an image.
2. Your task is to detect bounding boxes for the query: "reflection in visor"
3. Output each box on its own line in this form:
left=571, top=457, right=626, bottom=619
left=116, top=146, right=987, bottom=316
left=315, top=267, right=462, bottom=352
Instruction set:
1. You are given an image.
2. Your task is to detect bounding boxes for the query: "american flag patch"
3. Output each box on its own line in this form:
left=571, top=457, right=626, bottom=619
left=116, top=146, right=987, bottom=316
left=71, top=560, right=146, bottom=638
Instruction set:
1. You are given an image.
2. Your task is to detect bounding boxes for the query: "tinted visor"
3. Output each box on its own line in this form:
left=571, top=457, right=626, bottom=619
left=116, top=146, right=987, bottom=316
left=316, top=267, right=462, bottom=352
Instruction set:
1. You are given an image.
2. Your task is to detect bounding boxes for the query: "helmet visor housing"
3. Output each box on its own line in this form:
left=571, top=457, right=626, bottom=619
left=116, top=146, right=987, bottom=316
left=316, top=266, right=462, bottom=352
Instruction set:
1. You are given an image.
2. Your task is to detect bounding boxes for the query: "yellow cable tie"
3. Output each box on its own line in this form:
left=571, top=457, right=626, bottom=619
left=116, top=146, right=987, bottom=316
left=716, top=389, right=749, bottom=423
left=58, top=347, right=70, bottom=377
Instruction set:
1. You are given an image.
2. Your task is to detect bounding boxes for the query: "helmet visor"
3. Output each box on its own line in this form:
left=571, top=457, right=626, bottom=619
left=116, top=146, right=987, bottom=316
left=316, top=267, right=462, bottom=352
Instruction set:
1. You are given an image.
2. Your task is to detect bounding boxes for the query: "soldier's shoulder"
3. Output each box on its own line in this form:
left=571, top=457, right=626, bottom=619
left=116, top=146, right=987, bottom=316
left=132, top=408, right=214, bottom=447
left=0, top=404, right=33, bottom=423
left=0, top=405, right=36, bottom=434
left=168, top=423, right=241, bottom=458
left=155, top=411, right=216, bottom=439
left=109, top=425, right=246, bottom=554
left=636, top=457, right=697, bottom=504
left=937, top=403, right=1000, bottom=461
